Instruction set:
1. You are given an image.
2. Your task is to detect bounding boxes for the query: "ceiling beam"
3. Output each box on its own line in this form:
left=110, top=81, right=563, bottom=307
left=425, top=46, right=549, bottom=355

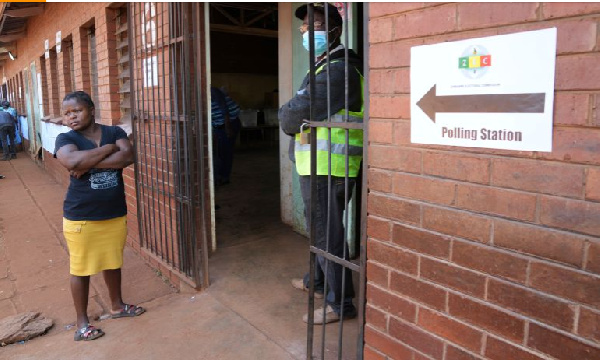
left=0, top=32, right=25, bottom=42
left=245, top=9, right=273, bottom=28
left=210, top=24, right=277, bottom=38
left=4, top=5, right=44, bottom=18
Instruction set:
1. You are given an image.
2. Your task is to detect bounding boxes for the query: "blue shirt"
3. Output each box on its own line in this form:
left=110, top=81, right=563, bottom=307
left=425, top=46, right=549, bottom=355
left=210, top=87, right=240, bottom=127
left=1, top=107, right=17, bottom=119
left=54, top=125, right=128, bottom=221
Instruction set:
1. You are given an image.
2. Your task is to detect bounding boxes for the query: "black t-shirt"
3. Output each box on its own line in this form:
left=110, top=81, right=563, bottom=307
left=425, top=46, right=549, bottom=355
left=54, top=125, right=128, bottom=221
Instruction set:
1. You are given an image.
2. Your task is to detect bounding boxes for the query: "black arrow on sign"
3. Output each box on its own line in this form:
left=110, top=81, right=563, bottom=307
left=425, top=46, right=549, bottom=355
left=416, top=84, right=546, bottom=123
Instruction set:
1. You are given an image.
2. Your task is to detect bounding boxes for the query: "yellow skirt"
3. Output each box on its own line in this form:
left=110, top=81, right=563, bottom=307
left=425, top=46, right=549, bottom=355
left=63, top=216, right=127, bottom=276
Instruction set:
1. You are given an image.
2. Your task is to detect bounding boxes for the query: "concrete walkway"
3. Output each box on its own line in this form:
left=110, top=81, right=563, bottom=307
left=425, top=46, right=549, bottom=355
left=0, top=155, right=297, bottom=359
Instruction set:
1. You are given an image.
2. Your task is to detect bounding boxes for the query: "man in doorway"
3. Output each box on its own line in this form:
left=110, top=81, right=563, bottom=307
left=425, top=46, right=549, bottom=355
left=279, top=2, right=364, bottom=324
left=211, top=87, right=241, bottom=187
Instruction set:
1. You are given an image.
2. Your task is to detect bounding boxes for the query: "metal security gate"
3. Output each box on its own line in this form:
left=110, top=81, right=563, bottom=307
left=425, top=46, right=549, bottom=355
left=302, top=3, right=368, bottom=359
left=128, top=2, right=210, bottom=288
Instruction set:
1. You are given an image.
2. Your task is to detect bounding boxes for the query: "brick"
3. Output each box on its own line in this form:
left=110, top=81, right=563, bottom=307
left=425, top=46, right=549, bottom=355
left=368, top=169, right=393, bottom=193
left=556, top=19, right=597, bottom=54
left=369, top=119, right=394, bottom=144
left=544, top=127, right=599, bottom=165
left=528, top=323, right=600, bottom=359
left=417, top=309, right=483, bottom=353
left=370, top=3, right=428, bottom=18
left=454, top=241, right=528, bottom=282
left=586, top=168, right=600, bottom=202
left=420, top=258, right=486, bottom=298
left=445, top=344, right=479, bottom=359
left=370, top=95, right=410, bottom=119
left=388, top=316, right=445, bottom=359
left=390, top=271, right=447, bottom=310
left=529, top=262, right=600, bottom=309
left=392, top=68, right=410, bottom=94
left=370, top=70, right=395, bottom=95
left=368, top=193, right=420, bottom=225
left=556, top=54, right=600, bottom=91
left=392, top=224, right=451, bottom=259
left=364, top=326, right=414, bottom=360
left=448, top=293, right=525, bottom=342
left=394, top=4, right=457, bottom=40
left=369, top=39, right=423, bottom=69
left=422, top=206, right=492, bottom=244
left=456, top=184, right=537, bottom=221
left=485, top=336, right=541, bottom=360
left=586, top=242, right=600, bottom=274
left=593, top=95, right=600, bottom=127
left=370, top=17, right=394, bottom=43
left=393, top=119, right=411, bottom=146
left=539, top=195, right=600, bottom=236
left=579, top=307, right=600, bottom=344
left=542, top=3, right=600, bottom=19
left=369, top=145, right=421, bottom=173
left=367, top=240, right=418, bottom=275
left=363, top=345, right=387, bottom=360
left=392, top=173, right=456, bottom=205
left=366, top=304, right=388, bottom=332
left=367, top=284, right=417, bottom=323
left=457, top=2, right=538, bottom=30
left=367, top=261, right=389, bottom=288
left=492, top=158, right=585, bottom=198
left=423, top=151, right=490, bottom=184
left=488, top=278, right=576, bottom=331
left=494, top=219, right=586, bottom=268
left=367, top=216, right=391, bottom=242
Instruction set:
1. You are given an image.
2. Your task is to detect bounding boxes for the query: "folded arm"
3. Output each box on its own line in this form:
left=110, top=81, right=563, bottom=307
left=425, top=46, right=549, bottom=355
left=56, top=143, right=118, bottom=172
left=94, top=138, right=134, bottom=169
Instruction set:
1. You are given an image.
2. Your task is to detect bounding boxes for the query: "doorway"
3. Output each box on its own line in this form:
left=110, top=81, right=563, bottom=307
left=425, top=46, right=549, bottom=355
left=206, top=3, right=363, bottom=359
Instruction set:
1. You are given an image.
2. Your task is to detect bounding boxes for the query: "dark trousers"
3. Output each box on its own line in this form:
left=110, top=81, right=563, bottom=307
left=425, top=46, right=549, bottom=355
left=214, top=118, right=241, bottom=184
left=300, top=175, right=356, bottom=317
left=0, top=124, right=15, bottom=157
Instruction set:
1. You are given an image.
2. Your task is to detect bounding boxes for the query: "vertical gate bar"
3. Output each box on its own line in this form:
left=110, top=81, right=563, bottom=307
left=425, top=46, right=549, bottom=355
left=357, top=4, right=370, bottom=358
left=141, top=2, right=158, bottom=256
left=170, top=3, right=185, bottom=275
left=338, top=3, right=350, bottom=358
left=192, top=2, right=210, bottom=287
left=307, top=4, right=316, bottom=359
left=160, top=2, right=176, bottom=268
left=147, top=4, right=164, bottom=263
left=137, top=2, right=152, bottom=253
left=154, top=3, right=169, bottom=265
left=180, top=2, right=192, bottom=276
left=128, top=2, right=145, bottom=253
left=182, top=2, right=196, bottom=280
left=321, top=3, right=332, bottom=360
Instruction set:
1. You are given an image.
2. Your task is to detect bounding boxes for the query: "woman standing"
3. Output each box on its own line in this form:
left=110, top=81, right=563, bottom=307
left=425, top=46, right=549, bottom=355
left=55, top=91, right=144, bottom=341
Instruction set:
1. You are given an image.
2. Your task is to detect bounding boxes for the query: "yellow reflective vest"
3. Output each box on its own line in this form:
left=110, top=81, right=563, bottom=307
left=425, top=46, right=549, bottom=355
left=294, top=61, right=364, bottom=177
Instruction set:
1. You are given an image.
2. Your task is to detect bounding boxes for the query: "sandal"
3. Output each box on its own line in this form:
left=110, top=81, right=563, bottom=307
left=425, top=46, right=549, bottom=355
left=74, top=324, right=105, bottom=341
left=111, top=304, right=146, bottom=319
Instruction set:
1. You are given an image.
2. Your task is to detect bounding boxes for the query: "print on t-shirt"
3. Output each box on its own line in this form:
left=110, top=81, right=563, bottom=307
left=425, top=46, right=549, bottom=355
left=89, top=169, right=119, bottom=190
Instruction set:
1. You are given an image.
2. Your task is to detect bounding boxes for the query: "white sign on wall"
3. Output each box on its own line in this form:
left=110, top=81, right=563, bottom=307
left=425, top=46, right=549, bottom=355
left=44, top=39, right=49, bottom=59
left=56, top=31, right=62, bottom=53
left=410, top=28, right=557, bottom=152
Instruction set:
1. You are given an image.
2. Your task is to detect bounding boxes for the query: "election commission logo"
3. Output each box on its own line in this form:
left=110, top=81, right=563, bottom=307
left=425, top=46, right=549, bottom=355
left=458, top=45, right=492, bottom=79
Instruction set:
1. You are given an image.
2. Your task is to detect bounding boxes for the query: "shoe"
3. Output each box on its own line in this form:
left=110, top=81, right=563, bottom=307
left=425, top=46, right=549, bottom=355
left=291, top=278, right=323, bottom=299
left=303, top=305, right=341, bottom=324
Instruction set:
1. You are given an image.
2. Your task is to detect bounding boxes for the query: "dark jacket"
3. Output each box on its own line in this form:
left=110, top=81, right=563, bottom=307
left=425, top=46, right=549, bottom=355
left=0, top=110, right=15, bottom=127
left=279, top=45, right=363, bottom=162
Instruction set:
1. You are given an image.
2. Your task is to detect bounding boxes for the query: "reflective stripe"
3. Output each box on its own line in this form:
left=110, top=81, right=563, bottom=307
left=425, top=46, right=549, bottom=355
left=330, top=114, right=363, bottom=123
left=295, top=139, right=363, bottom=156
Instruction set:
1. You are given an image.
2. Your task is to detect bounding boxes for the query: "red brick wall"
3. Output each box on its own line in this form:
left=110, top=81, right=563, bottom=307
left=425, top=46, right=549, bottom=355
left=366, top=2, right=600, bottom=359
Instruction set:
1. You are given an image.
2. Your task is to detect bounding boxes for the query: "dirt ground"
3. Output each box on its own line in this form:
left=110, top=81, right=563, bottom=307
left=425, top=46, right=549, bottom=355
left=0, top=141, right=360, bottom=359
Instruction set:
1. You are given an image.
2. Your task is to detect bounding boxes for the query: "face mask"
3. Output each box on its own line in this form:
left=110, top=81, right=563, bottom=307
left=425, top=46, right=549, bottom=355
left=302, top=31, right=330, bottom=56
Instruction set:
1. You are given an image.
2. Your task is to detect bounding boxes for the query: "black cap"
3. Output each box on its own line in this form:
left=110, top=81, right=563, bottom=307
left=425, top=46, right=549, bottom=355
left=295, top=3, right=343, bottom=27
